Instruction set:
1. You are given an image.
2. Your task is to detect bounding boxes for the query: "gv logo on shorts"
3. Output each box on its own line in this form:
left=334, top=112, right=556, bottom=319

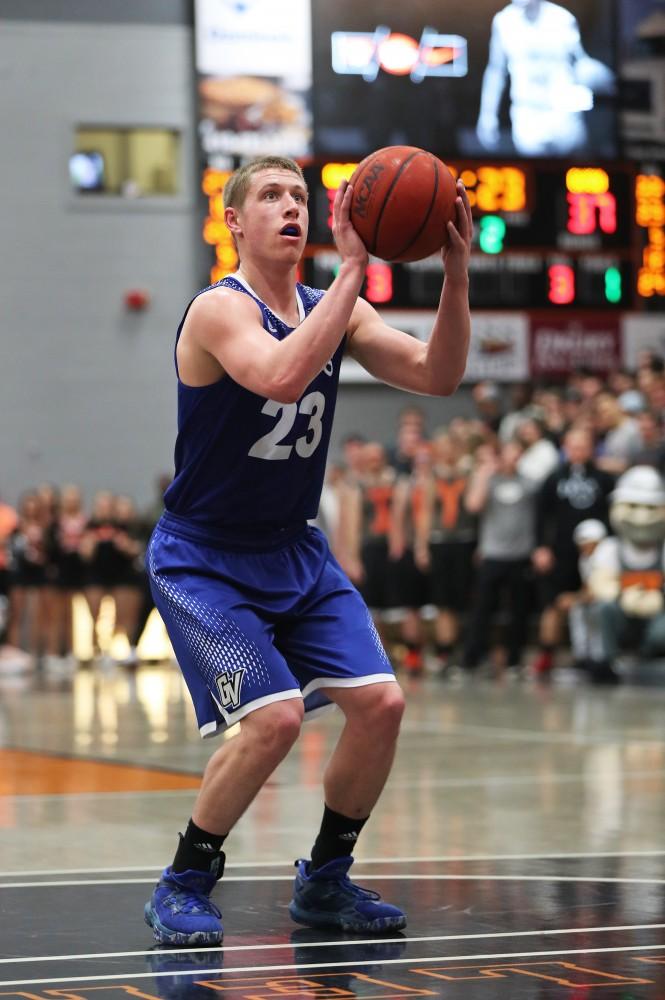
left=215, top=668, right=245, bottom=710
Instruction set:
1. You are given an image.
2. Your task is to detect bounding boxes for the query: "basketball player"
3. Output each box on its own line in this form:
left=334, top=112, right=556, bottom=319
left=476, top=0, right=615, bottom=156
left=144, top=155, right=472, bottom=946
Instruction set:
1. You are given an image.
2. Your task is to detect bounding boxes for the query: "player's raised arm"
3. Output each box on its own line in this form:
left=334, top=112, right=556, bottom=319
left=184, top=181, right=367, bottom=405
left=346, top=180, right=472, bottom=396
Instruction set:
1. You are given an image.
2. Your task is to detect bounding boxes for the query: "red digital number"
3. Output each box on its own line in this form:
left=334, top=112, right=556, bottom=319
left=365, top=262, right=393, bottom=303
left=548, top=264, right=575, bottom=305
left=567, top=192, right=617, bottom=235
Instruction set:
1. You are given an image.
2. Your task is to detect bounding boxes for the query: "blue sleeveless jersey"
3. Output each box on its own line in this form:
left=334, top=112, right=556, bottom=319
left=163, top=275, right=342, bottom=545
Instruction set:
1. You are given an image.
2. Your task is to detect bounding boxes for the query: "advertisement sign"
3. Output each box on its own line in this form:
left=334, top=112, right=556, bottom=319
left=195, top=0, right=312, bottom=160
left=530, top=314, right=621, bottom=378
left=338, top=311, right=528, bottom=383
left=463, top=313, right=529, bottom=382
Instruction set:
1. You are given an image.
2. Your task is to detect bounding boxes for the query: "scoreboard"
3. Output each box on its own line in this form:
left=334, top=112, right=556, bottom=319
left=302, top=160, right=637, bottom=311
left=201, top=160, right=665, bottom=312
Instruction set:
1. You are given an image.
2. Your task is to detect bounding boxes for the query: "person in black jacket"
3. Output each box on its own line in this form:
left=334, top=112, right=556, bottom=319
left=531, top=427, right=614, bottom=675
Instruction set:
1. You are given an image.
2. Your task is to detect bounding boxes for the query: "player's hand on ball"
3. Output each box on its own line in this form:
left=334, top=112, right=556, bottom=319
left=332, top=180, right=368, bottom=268
left=442, top=180, right=472, bottom=281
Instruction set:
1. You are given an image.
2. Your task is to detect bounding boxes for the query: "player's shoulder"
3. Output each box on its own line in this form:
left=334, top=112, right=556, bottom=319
left=188, top=278, right=259, bottom=322
left=297, top=282, right=326, bottom=309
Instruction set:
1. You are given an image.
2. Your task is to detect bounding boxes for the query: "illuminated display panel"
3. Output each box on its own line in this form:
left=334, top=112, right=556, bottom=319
left=305, top=160, right=634, bottom=309
left=311, top=0, right=617, bottom=159
left=449, top=165, right=528, bottom=213
left=302, top=161, right=635, bottom=310
left=311, top=161, right=530, bottom=236
left=565, top=167, right=617, bottom=236
left=302, top=253, right=632, bottom=311
left=202, top=168, right=238, bottom=283
left=198, top=158, right=656, bottom=311
left=304, top=161, right=631, bottom=249
left=636, top=172, right=665, bottom=302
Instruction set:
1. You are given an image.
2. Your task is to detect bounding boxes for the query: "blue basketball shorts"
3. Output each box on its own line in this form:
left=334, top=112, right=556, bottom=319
left=147, top=522, right=396, bottom=738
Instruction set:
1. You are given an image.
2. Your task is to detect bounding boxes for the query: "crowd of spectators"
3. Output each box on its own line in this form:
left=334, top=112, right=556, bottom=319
left=0, top=476, right=169, bottom=675
left=316, top=350, right=665, bottom=682
left=1, top=350, right=664, bottom=684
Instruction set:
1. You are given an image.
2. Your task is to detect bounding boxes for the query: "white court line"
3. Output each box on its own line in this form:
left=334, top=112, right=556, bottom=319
left=0, top=922, right=663, bottom=967
left=2, top=849, right=665, bottom=878
left=3, top=873, right=665, bottom=889
left=3, top=944, right=665, bottom=988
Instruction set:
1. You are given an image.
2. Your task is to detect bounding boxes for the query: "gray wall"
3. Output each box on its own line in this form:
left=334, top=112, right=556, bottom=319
left=0, top=19, right=200, bottom=506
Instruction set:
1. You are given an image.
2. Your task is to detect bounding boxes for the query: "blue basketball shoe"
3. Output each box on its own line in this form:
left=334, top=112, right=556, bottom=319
left=144, top=866, right=223, bottom=946
left=289, top=857, right=407, bottom=932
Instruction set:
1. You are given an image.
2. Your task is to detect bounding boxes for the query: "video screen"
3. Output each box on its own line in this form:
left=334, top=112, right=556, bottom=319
left=311, top=0, right=618, bottom=160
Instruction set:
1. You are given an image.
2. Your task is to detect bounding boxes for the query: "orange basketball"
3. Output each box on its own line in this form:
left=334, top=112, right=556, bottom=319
left=349, top=146, right=457, bottom=263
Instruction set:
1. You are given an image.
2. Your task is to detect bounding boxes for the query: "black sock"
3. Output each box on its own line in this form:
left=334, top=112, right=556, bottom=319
left=310, top=805, right=368, bottom=870
left=172, top=818, right=227, bottom=877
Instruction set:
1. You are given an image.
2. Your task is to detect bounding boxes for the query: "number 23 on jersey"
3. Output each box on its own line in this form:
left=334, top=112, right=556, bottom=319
left=248, top=391, right=325, bottom=461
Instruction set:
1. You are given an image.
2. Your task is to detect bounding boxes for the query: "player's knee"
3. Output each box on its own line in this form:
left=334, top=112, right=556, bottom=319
left=247, top=700, right=304, bottom=760
left=367, top=684, right=405, bottom=741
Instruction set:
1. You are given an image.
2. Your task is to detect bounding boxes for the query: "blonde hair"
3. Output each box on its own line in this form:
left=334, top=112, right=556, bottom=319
left=223, top=156, right=306, bottom=210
